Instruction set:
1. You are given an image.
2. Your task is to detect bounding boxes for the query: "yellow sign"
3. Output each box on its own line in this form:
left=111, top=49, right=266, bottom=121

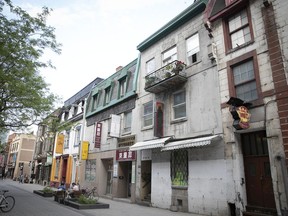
left=55, top=134, right=64, bottom=154
left=81, top=141, right=89, bottom=160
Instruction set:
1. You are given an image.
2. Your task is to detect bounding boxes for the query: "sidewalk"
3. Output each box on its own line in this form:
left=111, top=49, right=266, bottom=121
left=7, top=179, right=203, bottom=216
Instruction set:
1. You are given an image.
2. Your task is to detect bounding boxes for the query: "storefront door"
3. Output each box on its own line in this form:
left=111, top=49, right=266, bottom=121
left=242, top=131, right=276, bottom=209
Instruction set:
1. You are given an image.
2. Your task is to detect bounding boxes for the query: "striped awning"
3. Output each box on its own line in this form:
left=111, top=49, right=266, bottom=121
left=129, top=137, right=172, bottom=151
left=161, top=135, right=220, bottom=151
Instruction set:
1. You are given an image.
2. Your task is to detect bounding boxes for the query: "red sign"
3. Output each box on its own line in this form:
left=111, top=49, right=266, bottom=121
left=95, top=122, right=102, bottom=148
left=154, top=102, right=164, bottom=137
left=116, top=149, right=136, bottom=161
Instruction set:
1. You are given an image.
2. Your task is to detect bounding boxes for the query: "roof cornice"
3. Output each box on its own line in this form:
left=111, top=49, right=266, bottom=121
left=137, top=0, right=208, bottom=52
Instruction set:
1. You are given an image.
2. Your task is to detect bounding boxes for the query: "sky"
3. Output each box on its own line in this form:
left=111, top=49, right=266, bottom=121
left=12, top=0, right=195, bottom=104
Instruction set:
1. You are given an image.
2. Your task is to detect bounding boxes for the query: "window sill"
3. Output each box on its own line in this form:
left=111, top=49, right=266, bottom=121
left=226, top=40, right=254, bottom=55
left=141, top=125, right=153, bottom=131
left=121, top=131, right=131, bottom=136
left=172, top=185, right=188, bottom=190
left=171, top=117, right=187, bottom=124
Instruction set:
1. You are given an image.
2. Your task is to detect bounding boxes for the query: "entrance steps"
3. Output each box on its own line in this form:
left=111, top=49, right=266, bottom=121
left=243, top=206, right=277, bottom=216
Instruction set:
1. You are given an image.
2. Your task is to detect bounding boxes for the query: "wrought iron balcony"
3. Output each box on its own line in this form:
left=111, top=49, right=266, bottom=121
left=144, top=60, right=188, bottom=93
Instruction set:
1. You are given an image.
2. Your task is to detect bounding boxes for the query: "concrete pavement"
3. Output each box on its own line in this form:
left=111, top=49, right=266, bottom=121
left=3, top=179, right=203, bottom=216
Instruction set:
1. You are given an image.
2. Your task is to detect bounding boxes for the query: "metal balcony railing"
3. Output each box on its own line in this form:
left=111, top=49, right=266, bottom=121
left=144, top=60, right=187, bottom=93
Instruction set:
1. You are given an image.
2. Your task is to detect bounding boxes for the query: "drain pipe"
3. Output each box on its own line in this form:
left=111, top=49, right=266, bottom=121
left=275, top=155, right=288, bottom=212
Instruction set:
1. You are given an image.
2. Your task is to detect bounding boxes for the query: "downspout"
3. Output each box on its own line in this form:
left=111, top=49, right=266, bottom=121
left=265, top=99, right=288, bottom=211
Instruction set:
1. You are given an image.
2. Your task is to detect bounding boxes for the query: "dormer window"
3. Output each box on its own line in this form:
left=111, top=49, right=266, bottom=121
left=104, top=87, right=111, bottom=105
left=119, top=78, right=126, bottom=98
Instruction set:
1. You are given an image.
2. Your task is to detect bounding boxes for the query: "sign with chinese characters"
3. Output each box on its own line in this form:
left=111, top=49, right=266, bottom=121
left=94, top=122, right=102, bottom=148
left=116, top=149, right=136, bottom=161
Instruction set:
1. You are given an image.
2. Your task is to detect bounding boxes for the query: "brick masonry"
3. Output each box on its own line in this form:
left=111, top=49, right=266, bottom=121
left=262, top=4, right=288, bottom=166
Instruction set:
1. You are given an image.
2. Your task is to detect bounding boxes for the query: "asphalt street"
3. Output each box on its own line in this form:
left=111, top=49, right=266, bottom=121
left=0, top=179, right=202, bottom=216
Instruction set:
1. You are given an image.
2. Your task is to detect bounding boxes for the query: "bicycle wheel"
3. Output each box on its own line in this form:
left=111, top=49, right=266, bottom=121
left=0, top=196, right=15, bottom=212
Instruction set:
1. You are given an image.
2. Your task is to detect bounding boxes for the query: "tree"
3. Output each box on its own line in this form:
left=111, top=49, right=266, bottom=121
left=0, top=0, right=62, bottom=132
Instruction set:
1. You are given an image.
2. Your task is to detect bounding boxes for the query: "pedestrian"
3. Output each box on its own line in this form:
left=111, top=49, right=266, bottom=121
left=1, top=168, right=4, bottom=180
left=68, top=182, right=79, bottom=198
left=57, top=182, right=66, bottom=191
left=19, top=174, right=23, bottom=183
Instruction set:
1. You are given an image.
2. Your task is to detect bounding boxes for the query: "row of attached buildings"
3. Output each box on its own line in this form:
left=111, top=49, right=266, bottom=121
left=31, top=0, right=288, bottom=215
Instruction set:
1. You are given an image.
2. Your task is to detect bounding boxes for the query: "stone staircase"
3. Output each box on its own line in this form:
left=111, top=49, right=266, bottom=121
left=243, top=206, right=277, bottom=216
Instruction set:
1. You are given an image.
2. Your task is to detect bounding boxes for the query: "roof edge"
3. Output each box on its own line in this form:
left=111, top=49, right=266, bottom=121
left=137, top=0, right=208, bottom=52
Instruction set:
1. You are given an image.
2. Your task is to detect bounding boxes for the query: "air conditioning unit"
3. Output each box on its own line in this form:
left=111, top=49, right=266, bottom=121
left=207, top=43, right=217, bottom=61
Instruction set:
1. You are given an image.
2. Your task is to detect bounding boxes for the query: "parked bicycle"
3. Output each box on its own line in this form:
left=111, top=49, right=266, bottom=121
left=81, top=186, right=99, bottom=201
left=0, top=190, right=15, bottom=212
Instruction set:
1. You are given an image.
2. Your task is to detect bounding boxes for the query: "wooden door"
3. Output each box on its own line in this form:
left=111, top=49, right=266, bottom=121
left=242, top=131, right=276, bottom=209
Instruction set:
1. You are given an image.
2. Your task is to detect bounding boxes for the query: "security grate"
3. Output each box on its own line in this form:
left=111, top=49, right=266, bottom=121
left=171, top=150, right=188, bottom=186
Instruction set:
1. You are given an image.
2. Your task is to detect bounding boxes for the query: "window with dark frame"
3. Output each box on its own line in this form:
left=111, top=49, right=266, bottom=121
left=232, top=60, right=258, bottom=102
left=227, top=50, right=262, bottom=105
left=224, top=8, right=253, bottom=51
left=171, top=150, right=188, bottom=186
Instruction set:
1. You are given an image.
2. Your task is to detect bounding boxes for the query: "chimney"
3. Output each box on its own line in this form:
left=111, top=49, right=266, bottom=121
left=116, top=66, right=123, bottom=71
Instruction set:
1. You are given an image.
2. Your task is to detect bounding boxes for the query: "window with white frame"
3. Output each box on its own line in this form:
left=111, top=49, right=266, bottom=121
left=186, top=33, right=199, bottom=65
left=64, top=130, right=70, bottom=148
left=163, top=46, right=177, bottom=66
left=173, top=90, right=186, bottom=119
left=74, top=125, right=81, bottom=146
left=143, top=101, right=153, bottom=127
left=123, top=111, right=132, bottom=133
left=146, top=58, right=155, bottom=74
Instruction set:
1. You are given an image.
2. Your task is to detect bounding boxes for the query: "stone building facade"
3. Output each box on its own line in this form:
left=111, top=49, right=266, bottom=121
left=206, top=0, right=288, bottom=215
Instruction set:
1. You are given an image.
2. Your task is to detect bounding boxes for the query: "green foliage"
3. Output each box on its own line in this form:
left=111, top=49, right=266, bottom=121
left=77, top=195, right=98, bottom=204
left=42, top=186, right=54, bottom=193
left=0, top=0, right=62, bottom=131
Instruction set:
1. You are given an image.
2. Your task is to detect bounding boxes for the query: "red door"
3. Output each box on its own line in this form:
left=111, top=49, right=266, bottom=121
left=242, top=131, right=276, bottom=209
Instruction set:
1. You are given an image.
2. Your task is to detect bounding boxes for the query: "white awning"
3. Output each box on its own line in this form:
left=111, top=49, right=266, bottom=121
left=130, top=137, right=172, bottom=151
left=161, top=135, right=221, bottom=151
